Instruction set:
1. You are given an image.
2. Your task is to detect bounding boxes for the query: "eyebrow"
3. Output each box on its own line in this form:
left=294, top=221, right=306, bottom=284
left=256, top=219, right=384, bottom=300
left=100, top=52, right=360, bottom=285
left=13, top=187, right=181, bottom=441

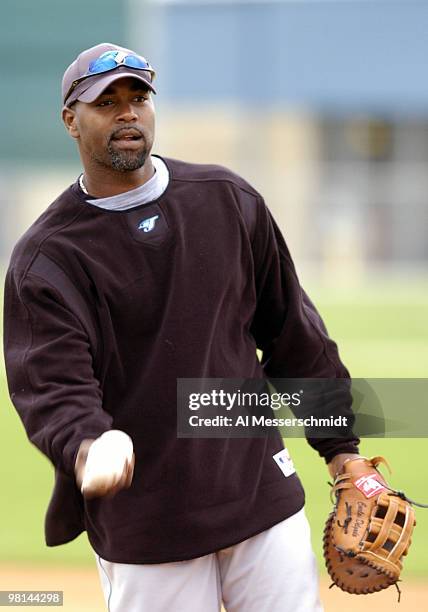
left=100, top=81, right=150, bottom=95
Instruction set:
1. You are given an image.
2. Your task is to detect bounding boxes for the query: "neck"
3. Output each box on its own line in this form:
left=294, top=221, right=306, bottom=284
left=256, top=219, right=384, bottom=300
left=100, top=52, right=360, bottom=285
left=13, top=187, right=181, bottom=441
left=81, top=157, right=155, bottom=198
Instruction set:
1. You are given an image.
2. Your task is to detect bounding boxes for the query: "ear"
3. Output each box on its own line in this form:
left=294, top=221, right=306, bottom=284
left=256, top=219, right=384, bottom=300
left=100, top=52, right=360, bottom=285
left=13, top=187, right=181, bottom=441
left=62, top=106, right=80, bottom=139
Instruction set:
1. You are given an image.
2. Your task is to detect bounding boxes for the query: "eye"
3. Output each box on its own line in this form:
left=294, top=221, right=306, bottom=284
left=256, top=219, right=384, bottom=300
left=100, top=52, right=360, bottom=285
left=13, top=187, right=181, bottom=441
left=96, top=99, right=114, bottom=107
left=134, top=94, right=149, bottom=103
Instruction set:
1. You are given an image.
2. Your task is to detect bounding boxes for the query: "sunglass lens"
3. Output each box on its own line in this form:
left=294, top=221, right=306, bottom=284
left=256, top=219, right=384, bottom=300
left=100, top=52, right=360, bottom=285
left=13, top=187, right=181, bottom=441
left=88, top=56, right=117, bottom=75
left=125, top=56, right=148, bottom=69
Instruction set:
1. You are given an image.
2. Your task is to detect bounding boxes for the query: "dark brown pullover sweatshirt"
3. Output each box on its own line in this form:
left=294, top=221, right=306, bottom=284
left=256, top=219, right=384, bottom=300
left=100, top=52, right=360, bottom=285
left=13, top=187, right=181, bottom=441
left=3, top=157, right=359, bottom=563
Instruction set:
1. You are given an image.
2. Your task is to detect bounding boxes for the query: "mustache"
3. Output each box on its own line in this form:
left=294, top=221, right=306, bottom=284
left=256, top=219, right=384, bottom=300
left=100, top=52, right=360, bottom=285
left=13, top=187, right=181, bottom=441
left=108, top=126, right=145, bottom=143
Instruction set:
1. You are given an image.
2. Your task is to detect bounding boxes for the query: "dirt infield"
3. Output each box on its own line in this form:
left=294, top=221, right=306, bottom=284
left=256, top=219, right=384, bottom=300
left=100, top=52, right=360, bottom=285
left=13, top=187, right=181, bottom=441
left=0, top=565, right=426, bottom=611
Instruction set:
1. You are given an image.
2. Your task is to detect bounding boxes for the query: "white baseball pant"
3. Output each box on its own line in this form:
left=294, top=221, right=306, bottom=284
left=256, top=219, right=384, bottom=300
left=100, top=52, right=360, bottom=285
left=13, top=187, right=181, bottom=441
left=95, top=507, right=323, bottom=611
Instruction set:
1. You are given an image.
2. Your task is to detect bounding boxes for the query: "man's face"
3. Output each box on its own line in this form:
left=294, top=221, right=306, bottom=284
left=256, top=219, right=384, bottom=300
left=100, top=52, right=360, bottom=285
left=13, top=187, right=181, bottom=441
left=63, top=76, right=155, bottom=172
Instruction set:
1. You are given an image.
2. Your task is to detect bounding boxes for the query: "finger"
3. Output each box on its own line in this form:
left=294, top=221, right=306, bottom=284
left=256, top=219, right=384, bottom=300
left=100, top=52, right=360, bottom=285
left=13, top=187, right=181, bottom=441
left=74, top=439, right=97, bottom=489
left=88, top=458, right=135, bottom=499
left=124, top=453, right=135, bottom=489
left=82, top=473, right=121, bottom=499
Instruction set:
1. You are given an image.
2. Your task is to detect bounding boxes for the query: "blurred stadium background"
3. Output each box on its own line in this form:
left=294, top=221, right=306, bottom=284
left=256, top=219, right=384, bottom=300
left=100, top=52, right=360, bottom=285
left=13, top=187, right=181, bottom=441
left=0, top=0, right=427, bottom=610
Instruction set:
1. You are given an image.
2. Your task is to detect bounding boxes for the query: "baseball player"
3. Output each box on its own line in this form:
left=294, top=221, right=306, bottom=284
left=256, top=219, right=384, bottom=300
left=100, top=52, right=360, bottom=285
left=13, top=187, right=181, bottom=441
left=3, top=43, right=361, bottom=612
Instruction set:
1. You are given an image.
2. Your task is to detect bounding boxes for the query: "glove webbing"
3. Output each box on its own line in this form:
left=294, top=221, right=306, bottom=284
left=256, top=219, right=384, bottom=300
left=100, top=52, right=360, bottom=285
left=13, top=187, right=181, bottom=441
left=383, top=486, right=428, bottom=509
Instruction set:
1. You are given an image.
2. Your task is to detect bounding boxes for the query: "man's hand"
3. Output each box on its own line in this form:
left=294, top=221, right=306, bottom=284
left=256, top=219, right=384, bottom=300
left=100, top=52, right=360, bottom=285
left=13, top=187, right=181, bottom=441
left=74, top=430, right=135, bottom=499
left=327, top=452, right=362, bottom=479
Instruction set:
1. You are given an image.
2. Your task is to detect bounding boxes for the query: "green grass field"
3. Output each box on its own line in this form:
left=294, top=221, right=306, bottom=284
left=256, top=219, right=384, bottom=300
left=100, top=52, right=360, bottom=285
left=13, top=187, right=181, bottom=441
left=1, top=277, right=427, bottom=578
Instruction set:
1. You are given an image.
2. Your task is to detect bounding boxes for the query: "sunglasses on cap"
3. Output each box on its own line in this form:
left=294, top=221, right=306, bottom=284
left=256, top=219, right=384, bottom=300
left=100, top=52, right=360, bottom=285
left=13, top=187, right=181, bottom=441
left=64, top=50, right=156, bottom=104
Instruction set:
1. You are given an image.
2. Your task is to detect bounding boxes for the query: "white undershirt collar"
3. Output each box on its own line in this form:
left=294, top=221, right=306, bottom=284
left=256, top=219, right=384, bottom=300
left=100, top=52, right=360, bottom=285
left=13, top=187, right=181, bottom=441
left=79, top=155, right=169, bottom=211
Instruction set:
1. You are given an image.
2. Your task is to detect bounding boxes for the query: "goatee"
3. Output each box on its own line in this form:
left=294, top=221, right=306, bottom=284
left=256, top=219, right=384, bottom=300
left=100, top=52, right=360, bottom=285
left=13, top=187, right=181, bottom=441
left=107, top=145, right=148, bottom=172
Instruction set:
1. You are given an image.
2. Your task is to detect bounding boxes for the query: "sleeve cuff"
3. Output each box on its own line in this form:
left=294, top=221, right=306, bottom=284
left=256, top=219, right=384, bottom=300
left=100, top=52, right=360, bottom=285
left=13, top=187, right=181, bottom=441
left=307, top=436, right=360, bottom=464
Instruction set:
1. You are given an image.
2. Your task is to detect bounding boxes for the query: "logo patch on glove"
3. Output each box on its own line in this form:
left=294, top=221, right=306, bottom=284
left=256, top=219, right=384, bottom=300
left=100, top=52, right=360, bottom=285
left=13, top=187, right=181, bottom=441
left=355, top=474, right=387, bottom=498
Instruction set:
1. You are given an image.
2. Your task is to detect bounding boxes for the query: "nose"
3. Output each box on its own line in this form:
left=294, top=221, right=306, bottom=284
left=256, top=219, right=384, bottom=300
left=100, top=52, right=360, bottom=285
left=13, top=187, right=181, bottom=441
left=116, top=101, right=139, bottom=123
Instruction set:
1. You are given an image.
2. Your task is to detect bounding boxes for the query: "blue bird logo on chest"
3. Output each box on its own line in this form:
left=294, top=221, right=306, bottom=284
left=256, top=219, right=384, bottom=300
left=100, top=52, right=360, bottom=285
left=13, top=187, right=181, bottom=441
left=138, top=215, right=159, bottom=232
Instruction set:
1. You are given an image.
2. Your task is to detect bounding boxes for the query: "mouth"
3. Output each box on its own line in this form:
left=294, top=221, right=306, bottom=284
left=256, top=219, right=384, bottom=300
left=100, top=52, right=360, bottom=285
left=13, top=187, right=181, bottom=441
left=110, top=128, right=144, bottom=145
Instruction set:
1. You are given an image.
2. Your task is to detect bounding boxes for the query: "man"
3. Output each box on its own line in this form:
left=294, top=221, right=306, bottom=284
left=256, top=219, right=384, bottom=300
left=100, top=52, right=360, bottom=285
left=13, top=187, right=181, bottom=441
left=3, top=43, right=360, bottom=611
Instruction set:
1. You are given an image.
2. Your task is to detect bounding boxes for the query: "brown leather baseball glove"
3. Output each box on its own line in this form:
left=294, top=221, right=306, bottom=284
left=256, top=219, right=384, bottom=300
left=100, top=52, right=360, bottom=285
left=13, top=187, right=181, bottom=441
left=323, top=456, right=416, bottom=597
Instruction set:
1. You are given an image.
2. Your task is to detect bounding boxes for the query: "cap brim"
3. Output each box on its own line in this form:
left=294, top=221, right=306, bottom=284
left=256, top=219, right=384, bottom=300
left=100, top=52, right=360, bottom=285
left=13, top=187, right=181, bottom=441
left=66, top=69, right=156, bottom=106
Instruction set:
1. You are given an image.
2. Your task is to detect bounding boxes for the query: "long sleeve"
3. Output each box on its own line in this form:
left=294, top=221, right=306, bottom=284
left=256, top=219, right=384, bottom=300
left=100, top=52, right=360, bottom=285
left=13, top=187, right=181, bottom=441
left=3, top=265, right=113, bottom=476
left=249, top=196, right=360, bottom=462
